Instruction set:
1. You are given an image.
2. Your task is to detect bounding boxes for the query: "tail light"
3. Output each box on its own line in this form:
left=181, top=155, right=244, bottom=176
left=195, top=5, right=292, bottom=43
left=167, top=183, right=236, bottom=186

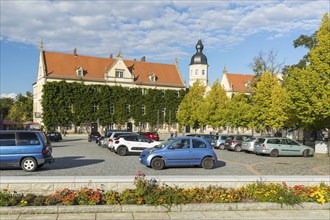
left=108, top=139, right=113, bottom=142
left=262, top=144, right=266, bottom=149
left=115, top=140, right=120, bottom=144
left=42, top=148, right=46, bottom=155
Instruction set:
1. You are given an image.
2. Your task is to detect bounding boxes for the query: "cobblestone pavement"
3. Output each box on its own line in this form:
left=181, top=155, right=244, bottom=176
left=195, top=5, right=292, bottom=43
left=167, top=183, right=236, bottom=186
left=0, top=135, right=329, bottom=176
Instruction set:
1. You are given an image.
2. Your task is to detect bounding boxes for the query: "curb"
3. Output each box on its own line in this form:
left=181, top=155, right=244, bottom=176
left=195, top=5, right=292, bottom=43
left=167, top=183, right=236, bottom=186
left=1, top=203, right=329, bottom=214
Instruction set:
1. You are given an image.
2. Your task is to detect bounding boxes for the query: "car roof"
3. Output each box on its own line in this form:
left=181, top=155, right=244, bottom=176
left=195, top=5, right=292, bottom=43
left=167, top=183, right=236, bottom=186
left=0, top=130, right=40, bottom=133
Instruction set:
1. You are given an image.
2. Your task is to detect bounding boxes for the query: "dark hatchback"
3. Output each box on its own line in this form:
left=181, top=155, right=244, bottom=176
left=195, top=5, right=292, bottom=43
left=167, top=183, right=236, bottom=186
left=46, top=131, right=62, bottom=142
left=88, top=131, right=101, bottom=142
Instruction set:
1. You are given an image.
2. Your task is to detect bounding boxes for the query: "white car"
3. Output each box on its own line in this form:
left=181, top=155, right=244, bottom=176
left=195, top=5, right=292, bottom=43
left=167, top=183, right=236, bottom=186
left=111, top=134, right=161, bottom=156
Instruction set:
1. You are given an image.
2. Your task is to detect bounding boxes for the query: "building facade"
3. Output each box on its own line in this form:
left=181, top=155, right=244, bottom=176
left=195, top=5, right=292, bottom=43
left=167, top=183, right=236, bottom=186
left=33, top=42, right=185, bottom=133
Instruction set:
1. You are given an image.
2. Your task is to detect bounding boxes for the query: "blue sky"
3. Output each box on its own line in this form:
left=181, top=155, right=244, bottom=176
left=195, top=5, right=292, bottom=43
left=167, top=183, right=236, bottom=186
left=0, top=0, right=328, bottom=99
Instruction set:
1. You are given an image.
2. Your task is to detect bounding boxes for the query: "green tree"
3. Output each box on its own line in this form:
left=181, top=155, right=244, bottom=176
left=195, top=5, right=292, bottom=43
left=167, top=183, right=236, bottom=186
left=8, top=92, right=33, bottom=122
left=286, top=13, right=330, bottom=130
left=249, top=49, right=284, bottom=77
left=227, top=92, right=252, bottom=133
left=177, top=80, right=205, bottom=130
left=203, top=80, right=229, bottom=130
left=0, top=97, right=14, bottom=121
left=251, top=72, right=288, bottom=134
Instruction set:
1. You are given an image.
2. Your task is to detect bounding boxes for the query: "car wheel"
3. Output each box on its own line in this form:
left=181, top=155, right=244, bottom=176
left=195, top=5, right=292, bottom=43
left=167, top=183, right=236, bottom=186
left=234, top=145, right=242, bottom=152
left=151, top=157, right=164, bottom=170
left=21, top=157, right=37, bottom=172
left=201, top=157, right=215, bottom=169
left=117, top=146, right=128, bottom=156
left=270, top=149, right=279, bottom=157
left=219, top=144, right=225, bottom=150
left=303, top=149, right=310, bottom=158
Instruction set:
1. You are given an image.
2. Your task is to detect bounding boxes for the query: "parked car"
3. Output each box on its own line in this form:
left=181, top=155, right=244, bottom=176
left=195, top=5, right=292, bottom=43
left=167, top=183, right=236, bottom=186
left=139, top=132, right=160, bottom=141
left=214, top=134, right=232, bottom=150
left=139, top=136, right=218, bottom=170
left=45, top=131, right=62, bottom=142
left=110, top=134, right=161, bottom=156
left=224, top=135, right=253, bottom=152
left=186, top=134, right=217, bottom=147
left=0, top=130, right=54, bottom=172
left=254, top=137, right=315, bottom=157
left=107, top=131, right=137, bottom=150
left=101, top=130, right=128, bottom=147
left=241, top=137, right=258, bottom=153
left=88, top=131, right=101, bottom=142
left=97, top=136, right=107, bottom=147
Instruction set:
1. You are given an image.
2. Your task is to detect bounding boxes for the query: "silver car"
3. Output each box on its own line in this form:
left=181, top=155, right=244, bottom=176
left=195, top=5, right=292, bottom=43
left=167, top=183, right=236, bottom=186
left=254, top=137, right=314, bottom=157
left=241, top=137, right=257, bottom=153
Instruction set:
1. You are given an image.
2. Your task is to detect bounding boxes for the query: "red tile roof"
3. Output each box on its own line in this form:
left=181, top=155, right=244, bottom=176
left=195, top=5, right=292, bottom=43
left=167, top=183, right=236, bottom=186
left=226, top=73, right=255, bottom=93
left=43, top=51, right=185, bottom=88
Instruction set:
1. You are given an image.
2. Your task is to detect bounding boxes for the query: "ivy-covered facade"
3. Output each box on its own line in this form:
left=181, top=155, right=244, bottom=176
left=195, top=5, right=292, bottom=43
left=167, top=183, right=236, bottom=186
left=42, top=81, right=185, bottom=132
left=33, top=43, right=186, bottom=133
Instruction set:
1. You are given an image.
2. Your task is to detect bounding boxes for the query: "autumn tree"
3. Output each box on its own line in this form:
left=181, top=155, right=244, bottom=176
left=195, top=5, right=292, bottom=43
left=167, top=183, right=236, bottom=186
left=177, top=80, right=206, bottom=130
left=286, top=13, right=330, bottom=131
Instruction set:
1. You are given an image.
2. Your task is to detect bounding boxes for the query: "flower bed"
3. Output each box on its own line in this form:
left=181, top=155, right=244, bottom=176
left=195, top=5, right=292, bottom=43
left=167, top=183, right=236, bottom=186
left=1, top=172, right=329, bottom=207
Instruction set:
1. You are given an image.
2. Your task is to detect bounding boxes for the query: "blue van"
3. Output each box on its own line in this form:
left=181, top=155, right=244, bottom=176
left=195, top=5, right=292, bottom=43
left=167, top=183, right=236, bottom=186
left=0, top=130, right=54, bottom=172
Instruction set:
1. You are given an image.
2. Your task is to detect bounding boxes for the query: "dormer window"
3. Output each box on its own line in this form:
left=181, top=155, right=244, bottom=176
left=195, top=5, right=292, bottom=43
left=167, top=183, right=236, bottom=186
left=245, top=81, right=251, bottom=88
left=115, top=70, right=124, bottom=78
left=149, top=74, right=157, bottom=82
left=76, top=67, right=84, bottom=77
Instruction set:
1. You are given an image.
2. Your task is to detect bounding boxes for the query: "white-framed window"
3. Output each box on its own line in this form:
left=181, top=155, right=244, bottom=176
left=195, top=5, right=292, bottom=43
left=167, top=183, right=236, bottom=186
left=150, top=75, right=157, bottom=82
left=161, top=108, right=165, bottom=118
left=195, top=69, right=199, bottom=75
left=67, top=104, right=73, bottom=113
left=202, top=70, right=205, bottom=75
left=115, top=70, right=124, bottom=78
left=76, top=67, right=84, bottom=77
left=93, top=104, right=98, bottom=113
left=142, top=88, right=148, bottom=95
left=176, top=91, right=180, bottom=97
left=109, top=103, right=114, bottom=114
left=126, top=104, right=130, bottom=113
left=161, top=90, right=165, bottom=96
left=141, top=105, right=146, bottom=115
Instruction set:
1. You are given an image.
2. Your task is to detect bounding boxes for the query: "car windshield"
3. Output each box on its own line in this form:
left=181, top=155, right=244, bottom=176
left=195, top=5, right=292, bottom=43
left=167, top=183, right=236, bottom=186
left=154, top=140, right=171, bottom=148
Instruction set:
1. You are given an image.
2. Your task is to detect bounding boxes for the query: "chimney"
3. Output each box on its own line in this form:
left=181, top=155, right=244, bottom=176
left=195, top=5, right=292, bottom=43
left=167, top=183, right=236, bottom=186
left=73, top=48, right=77, bottom=57
left=141, top=56, right=146, bottom=62
left=109, top=53, right=113, bottom=59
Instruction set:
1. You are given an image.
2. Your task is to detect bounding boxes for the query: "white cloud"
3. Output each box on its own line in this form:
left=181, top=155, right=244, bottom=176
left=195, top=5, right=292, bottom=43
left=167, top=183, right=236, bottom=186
left=0, top=93, right=17, bottom=99
left=0, top=0, right=328, bottom=62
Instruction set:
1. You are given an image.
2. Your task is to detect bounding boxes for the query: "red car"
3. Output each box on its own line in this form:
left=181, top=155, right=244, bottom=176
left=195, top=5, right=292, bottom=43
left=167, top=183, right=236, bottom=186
left=141, top=132, right=160, bottom=141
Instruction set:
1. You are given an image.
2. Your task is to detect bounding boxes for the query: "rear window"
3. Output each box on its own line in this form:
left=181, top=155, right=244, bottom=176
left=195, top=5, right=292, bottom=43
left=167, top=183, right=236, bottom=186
left=267, top=139, right=280, bottom=144
left=0, top=133, right=16, bottom=146
left=17, top=133, right=40, bottom=146
left=255, top=138, right=265, bottom=144
left=123, top=136, right=137, bottom=141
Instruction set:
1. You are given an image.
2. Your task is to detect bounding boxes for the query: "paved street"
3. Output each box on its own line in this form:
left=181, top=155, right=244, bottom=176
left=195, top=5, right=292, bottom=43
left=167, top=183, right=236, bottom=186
left=1, top=135, right=329, bottom=176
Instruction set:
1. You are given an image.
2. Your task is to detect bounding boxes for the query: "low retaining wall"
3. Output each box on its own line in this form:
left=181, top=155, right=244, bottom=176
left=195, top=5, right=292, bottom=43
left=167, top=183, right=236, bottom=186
left=1, top=203, right=329, bottom=214
left=1, top=176, right=329, bottom=195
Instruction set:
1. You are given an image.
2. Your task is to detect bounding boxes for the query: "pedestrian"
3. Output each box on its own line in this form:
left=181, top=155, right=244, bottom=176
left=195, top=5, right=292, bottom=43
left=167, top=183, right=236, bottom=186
left=174, top=131, right=177, bottom=137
